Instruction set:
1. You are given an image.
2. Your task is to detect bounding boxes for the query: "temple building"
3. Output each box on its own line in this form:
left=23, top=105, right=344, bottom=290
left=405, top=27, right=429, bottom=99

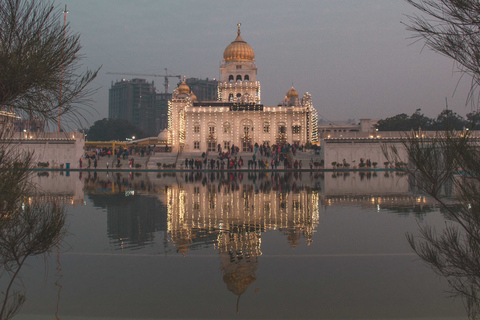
left=168, top=24, right=318, bottom=153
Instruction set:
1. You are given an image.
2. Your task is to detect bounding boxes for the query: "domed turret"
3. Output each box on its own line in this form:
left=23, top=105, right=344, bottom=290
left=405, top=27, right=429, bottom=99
left=286, top=86, right=299, bottom=99
left=157, top=129, right=168, bottom=142
left=177, top=77, right=190, bottom=94
left=190, top=90, right=197, bottom=101
left=223, top=23, right=255, bottom=62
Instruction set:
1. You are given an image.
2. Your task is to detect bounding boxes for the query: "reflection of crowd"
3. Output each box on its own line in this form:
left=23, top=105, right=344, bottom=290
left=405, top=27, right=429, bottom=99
left=184, top=156, right=245, bottom=170
left=182, top=171, right=322, bottom=193
left=81, top=171, right=323, bottom=195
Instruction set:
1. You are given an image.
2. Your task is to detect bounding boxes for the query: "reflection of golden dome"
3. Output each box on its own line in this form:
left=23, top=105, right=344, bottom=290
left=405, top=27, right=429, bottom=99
left=223, top=270, right=257, bottom=296
left=223, top=23, right=255, bottom=62
left=177, top=77, right=190, bottom=94
left=286, top=86, right=299, bottom=98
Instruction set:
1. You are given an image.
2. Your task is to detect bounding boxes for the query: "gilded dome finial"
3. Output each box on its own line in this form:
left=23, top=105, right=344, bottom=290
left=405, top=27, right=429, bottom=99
left=223, top=23, right=255, bottom=62
left=177, top=76, right=190, bottom=94
left=286, top=86, right=299, bottom=98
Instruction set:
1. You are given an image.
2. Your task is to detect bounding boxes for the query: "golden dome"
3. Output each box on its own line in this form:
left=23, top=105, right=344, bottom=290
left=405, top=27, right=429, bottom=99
left=177, top=77, right=190, bottom=94
left=286, top=86, right=299, bottom=98
left=190, top=90, right=197, bottom=101
left=223, top=23, right=255, bottom=62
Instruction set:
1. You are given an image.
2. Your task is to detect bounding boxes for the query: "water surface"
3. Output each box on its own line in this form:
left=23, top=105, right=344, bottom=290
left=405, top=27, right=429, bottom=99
left=11, top=171, right=467, bottom=319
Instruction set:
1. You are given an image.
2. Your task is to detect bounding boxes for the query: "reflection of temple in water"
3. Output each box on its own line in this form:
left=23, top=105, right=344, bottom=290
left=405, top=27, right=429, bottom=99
left=167, top=181, right=320, bottom=253
left=79, top=171, right=452, bottom=252
left=166, top=177, right=320, bottom=303
left=219, top=227, right=260, bottom=313
left=38, top=170, right=460, bottom=312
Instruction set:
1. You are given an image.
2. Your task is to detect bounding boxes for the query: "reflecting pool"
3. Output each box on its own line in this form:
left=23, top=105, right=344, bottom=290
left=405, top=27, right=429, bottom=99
left=11, top=171, right=468, bottom=319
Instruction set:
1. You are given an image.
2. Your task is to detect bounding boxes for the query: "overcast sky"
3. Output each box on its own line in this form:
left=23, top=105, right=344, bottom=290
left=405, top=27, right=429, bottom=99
left=65, top=0, right=474, bottom=127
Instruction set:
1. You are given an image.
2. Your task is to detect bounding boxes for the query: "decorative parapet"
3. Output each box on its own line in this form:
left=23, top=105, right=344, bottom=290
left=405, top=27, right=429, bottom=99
left=4, top=131, right=84, bottom=143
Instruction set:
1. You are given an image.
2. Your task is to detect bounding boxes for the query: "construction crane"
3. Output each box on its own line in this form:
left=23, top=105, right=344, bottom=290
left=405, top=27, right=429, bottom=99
left=106, top=68, right=181, bottom=94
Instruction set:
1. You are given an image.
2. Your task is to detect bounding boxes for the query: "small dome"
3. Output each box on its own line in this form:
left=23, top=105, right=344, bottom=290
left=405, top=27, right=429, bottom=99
left=223, top=24, right=255, bottom=62
left=286, top=86, right=299, bottom=98
left=177, top=77, right=190, bottom=94
left=157, top=129, right=168, bottom=141
left=190, top=90, right=197, bottom=101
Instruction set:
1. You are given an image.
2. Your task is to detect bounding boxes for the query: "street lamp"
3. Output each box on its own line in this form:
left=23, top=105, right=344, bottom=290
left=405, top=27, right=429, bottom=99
left=132, top=136, right=135, bottom=140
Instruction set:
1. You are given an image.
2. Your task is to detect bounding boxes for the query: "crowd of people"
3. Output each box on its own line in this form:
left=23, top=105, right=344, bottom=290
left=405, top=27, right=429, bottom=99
left=81, top=142, right=322, bottom=171
left=85, top=145, right=157, bottom=159
left=182, top=142, right=313, bottom=171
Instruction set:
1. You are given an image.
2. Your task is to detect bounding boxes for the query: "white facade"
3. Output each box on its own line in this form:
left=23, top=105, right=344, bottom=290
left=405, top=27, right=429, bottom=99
left=5, top=132, right=85, bottom=168
left=168, top=25, right=318, bottom=153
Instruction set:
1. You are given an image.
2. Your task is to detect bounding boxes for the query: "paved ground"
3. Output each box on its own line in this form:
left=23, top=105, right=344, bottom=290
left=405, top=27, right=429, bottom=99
left=81, top=149, right=323, bottom=170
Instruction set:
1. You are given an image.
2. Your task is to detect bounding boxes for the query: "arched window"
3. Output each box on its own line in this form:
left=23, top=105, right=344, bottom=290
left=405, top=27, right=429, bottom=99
left=244, top=75, right=249, bottom=81
left=229, top=93, right=234, bottom=101
left=236, top=75, right=242, bottom=81
left=229, top=75, right=234, bottom=82
left=223, top=122, right=231, bottom=133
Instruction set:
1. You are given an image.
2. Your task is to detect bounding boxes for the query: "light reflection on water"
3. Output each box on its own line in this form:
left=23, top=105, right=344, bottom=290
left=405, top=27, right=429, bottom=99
left=13, top=171, right=467, bottom=319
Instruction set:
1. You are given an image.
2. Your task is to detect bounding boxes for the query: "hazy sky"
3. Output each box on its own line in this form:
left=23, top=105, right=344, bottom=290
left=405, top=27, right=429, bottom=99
left=65, top=0, right=474, bottom=127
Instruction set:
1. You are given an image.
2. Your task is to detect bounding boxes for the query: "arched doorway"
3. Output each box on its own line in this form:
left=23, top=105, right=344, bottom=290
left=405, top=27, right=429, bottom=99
left=241, top=119, right=253, bottom=151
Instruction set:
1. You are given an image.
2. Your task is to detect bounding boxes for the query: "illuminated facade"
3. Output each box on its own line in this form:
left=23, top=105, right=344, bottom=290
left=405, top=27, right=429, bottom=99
left=168, top=24, right=318, bottom=152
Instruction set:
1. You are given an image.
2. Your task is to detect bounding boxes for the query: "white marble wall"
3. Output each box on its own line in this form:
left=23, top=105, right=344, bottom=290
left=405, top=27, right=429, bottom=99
left=6, top=132, right=85, bottom=168
left=321, top=138, right=408, bottom=169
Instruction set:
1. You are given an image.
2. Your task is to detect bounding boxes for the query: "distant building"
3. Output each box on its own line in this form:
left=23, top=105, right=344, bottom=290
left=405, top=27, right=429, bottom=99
left=317, top=118, right=380, bottom=138
left=108, top=78, right=157, bottom=136
left=109, top=78, right=216, bottom=136
left=154, top=92, right=172, bottom=133
left=185, top=77, right=218, bottom=101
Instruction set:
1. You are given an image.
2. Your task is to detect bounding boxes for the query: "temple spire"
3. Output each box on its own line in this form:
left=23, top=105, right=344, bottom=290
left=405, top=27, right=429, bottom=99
left=237, top=23, right=241, bottom=36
